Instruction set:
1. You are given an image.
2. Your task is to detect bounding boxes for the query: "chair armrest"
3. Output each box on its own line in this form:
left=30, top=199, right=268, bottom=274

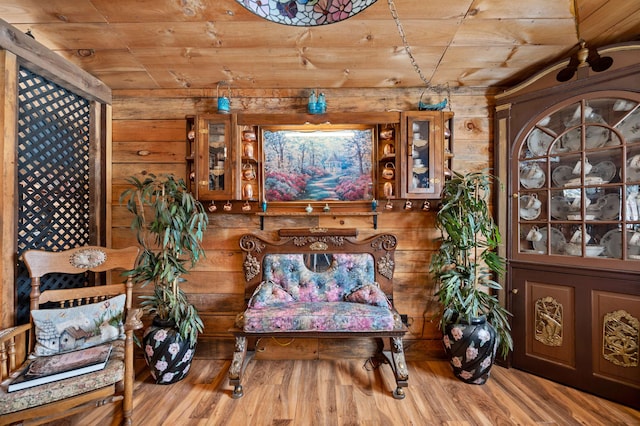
left=0, top=324, right=32, bottom=381
left=0, top=324, right=31, bottom=342
left=125, top=308, right=144, bottom=332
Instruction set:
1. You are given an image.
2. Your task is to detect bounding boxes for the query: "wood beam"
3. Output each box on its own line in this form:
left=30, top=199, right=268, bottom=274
left=0, top=18, right=111, bottom=104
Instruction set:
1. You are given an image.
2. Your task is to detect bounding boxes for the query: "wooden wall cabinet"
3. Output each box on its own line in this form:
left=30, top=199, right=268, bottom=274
left=495, top=43, right=640, bottom=409
left=193, top=114, right=234, bottom=201
left=237, top=123, right=261, bottom=205
left=376, top=122, right=399, bottom=202
left=189, top=111, right=453, bottom=211
left=400, top=111, right=453, bottom=199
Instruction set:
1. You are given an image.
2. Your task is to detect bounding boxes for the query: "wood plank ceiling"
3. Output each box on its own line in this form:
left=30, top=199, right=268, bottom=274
left=0, top=0, right=638, bottom=91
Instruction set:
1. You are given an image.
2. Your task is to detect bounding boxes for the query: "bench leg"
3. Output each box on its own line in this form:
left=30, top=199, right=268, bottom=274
left=228, top=336, right=255, bottom=399
left=382, top=337, right=409, bottom=400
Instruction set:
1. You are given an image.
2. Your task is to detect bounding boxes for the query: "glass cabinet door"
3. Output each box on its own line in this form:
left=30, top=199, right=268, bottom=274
left=515, top=96, right=640, bottom=266
left=400, top=111, right=446, bottom=198
left=195, top=114, right=233, bottom=200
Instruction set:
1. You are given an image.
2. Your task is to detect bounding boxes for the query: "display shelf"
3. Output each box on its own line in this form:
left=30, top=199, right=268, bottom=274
left=515, top=98, right=640, bottom=263
left=257, top=211, right=379, bottom=230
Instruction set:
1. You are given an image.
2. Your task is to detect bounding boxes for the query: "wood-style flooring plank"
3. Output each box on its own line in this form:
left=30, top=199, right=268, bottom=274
left=45, top=358, right=640, bottom=426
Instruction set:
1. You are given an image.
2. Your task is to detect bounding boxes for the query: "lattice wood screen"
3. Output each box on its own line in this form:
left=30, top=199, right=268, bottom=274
left=15, top=67, right=93, bottom=323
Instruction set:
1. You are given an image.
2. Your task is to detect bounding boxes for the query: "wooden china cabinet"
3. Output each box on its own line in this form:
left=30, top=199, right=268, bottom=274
left=495, top=43, right=640, bottom=408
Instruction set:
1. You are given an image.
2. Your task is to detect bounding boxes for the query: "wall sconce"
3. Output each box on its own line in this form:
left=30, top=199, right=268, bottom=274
left=556, top=40, right=613, bottom=82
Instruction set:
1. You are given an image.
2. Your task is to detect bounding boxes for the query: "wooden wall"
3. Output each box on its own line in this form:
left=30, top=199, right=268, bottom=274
left=110, top=87, right=496, bottom=361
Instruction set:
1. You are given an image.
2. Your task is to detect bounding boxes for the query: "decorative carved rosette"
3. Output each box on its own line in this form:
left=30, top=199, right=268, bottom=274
left=377, top=252, right=395, bottom=279
left=309, top=241, right=329, bottom=251
left=292, top=236, right=346, bottom=247
left=293, top=236, right=312, bottom=247
left=243, top=254, right=261, bottom=282
left=309, top=227, right=328, bottom=233
left=69, top=248, right=107, bottom=269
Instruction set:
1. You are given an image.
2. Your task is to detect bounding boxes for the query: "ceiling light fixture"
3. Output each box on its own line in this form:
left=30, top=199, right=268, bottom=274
left=236, top=0, right=378, bottom=26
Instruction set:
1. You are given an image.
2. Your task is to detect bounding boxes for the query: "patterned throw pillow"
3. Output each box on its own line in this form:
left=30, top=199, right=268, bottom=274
left=31, top=294, right=126, bottom=356
left=248, top=280, right=295, bottom=308
left=344, top=283, right=392, bottom=309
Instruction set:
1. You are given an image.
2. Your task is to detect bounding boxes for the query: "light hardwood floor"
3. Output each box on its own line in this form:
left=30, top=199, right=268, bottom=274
left=58, top=358, right=640, bottom=426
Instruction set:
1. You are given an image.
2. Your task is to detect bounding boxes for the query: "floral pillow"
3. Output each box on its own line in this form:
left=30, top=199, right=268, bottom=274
left=247, top=280, right=295, bottom=309
left=30, top=294, right=126, bottom=356
left=344, top=283, right=392, bottom=309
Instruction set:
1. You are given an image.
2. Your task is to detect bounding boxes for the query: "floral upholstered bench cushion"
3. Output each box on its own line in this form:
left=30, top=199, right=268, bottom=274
left=241, top=301, right=400, bottom=332
left=237, top=253, right=402, bottom=332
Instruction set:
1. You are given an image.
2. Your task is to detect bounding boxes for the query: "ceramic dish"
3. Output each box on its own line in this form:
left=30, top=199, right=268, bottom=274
left=521, top=175, right=546, bottom=190
left=519, top=163, right=546, bottom=189
left=521, top=248, right=545, bottom=254
left=532, top=227, right=566, bottom=255
left=552, top=165, right=573, bottom=187
left=598, top=193, right=621, bottom=220
left=519, top=207, right=541, bottom=221
left=613, top=100, right=637, bottom=111
left=616, top=107, right=640, bottom=142
left=566, top=213, right=597, bottom=221
left=527, top=128, right=555, bottom=157
left=585, top=245, right=606, bottom=257
left=625, top=159, right=640, bottom=183
left=565, top=243, right=605, bottom=257
left=564, top=243, right=582, bottom=256
left=550, top=196, right=570, bottom=220
left=561, top=114, right=610, bottom=151
left=601, top=229, right=640, bottom=259
left=627, top=194, right=639, bottom=221
left=590, top=161, right=617, bottom=184
left=585, top=125, right=611, bottom=149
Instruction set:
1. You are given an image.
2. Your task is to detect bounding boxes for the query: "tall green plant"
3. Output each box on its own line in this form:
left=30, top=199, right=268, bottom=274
left=120, top=173, right=208, bottom=346
left=429, top=170, right=513, bottom=357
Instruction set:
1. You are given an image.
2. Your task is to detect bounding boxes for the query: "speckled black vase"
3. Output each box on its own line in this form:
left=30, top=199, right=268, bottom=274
left=443, top=315, right=498, bottom=385
left=142, top=317, right=196, bottom=385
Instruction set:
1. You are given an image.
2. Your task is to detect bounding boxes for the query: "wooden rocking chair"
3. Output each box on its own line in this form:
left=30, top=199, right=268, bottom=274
left=0, top=246, right=141, bottom=426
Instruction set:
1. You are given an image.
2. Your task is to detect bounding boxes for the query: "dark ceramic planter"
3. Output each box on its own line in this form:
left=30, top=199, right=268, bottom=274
left=142, top=317, right=196, bottom=384
left=443, top=315, right=498, bottom=384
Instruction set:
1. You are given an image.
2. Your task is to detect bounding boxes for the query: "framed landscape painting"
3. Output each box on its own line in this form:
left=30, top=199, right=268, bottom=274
left=262, top=124, right=375, bottom=203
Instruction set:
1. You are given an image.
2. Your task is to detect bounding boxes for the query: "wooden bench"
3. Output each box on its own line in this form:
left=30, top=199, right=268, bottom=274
left=228, top=228, right=409, bottom=399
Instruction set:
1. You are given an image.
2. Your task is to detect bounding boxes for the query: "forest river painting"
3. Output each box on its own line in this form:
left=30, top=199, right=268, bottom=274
left=262, top=125, right=375, bottom=202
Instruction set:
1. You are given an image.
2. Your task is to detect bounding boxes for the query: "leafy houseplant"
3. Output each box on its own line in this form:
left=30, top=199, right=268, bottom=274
left=429, top=170, right=512, bottom=383
left=120, top=173, right=208, bottom=384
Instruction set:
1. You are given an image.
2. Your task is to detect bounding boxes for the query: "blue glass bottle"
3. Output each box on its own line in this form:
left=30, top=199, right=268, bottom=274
left=308, top=90, right=317, bottom=114
left=317, top=92, right=326, bottom=113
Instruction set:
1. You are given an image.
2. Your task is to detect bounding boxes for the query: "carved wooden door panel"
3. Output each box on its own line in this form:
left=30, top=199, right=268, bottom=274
left=511, top=264, right=640, bottom=408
